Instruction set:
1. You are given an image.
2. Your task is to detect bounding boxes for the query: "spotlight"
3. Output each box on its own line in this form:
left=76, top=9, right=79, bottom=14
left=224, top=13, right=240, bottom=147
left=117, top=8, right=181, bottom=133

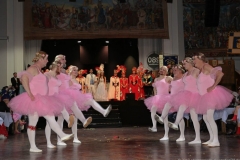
left=105, top=41, right=109, bottom=44
left=78, top=41, right=81, bottom=43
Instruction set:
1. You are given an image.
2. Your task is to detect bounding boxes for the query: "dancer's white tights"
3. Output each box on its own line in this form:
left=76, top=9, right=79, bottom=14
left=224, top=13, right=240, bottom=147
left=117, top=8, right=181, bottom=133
left=174, top=105, right=187, bottom=125
left=85, top=99, right=105, bottom=115
left=30, top=112, right=68, bottom=149
left=150, top=106, right=157, bottom=129
left=203, top=109, right=218, bottom=144
left=71, top=102, right=86, bottom=123
left=45, top=108, right=70, bottom=146
left=189, top=109, right=201, bottom=142
left=28, top=113, right=39, bottom=150
left=161, top=103, right=172, bottom=120
left=160, top=103, right=185, bottom=139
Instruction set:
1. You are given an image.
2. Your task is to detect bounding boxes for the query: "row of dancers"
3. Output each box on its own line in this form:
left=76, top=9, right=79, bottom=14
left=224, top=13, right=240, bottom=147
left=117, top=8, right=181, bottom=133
left=144, top=53, right=233, bottom=147
left=8, top=52, right=112, bottom=152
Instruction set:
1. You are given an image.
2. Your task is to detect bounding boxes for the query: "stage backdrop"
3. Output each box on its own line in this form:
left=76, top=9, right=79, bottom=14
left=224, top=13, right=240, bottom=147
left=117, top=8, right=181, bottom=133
left=24, top=0, right=169, bottom=40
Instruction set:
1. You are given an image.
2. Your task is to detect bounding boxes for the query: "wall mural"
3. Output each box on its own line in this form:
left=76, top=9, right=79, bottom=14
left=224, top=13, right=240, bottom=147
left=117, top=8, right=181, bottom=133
left=183, top=0, right=240, bottom=57
left=24, top=0, right=169, bottom=39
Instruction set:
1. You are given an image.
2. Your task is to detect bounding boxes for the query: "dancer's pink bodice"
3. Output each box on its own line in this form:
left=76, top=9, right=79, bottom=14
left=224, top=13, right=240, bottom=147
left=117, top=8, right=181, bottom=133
left=48, top=77, right=61, bottom=96
left=69, top=80, right=82, bottom=90
left=197, top=73, right=214, bottom=95
left=57, top=73, right=71, bottom=91
left=170, top=79, right=184, bottom=95
left=30, top=73, right=48, bottom=96
left=153, top=78, right=170, bottom=95
left=183, top=74, right=198, bottom=93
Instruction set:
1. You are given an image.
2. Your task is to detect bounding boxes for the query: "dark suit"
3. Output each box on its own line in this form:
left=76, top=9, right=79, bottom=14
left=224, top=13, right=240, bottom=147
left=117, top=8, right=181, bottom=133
left=11, top=77, right=20, bottom=95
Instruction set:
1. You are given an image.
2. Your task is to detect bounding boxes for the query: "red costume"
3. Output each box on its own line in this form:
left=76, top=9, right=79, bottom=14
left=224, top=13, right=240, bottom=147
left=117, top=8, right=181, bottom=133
left=119, top=66, right=128, bottom=101
left=129, top=67, right=140, bottom=100
left=137, top=63, right=145, bottom=99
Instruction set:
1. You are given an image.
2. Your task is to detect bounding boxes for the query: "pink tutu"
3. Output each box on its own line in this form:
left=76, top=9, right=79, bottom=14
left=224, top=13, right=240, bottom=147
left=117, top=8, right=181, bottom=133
left=65, top=89, right=93, bottom=111
left=195, top=86, right=233, bottom=114
left=12, top=113, right=22, bottom=122
left=170, top=90, right=200, bottom=113
left=57, top=90, right=75, bottom=114
left=144, top=94, right=173, bottom=113
left=9, top=93, right=63, bottom=116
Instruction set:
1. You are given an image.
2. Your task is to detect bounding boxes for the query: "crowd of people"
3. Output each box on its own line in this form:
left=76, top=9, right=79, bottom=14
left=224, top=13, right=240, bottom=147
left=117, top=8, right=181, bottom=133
left=0, top=51, right=240, bottom=151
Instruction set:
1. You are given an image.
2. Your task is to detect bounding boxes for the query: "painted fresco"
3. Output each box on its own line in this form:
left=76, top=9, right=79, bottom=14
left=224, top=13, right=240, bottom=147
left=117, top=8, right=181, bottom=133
left=25, top=0, right=169, bottom=39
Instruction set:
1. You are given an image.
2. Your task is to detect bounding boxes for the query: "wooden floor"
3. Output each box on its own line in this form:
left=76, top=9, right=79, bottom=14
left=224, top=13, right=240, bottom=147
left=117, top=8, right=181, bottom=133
left=1, top=127, right=240, bottom=160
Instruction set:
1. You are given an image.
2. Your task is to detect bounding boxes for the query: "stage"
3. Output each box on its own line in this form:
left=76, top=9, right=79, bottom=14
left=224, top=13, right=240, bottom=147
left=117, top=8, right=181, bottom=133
left=1, top=127, right=240, bottom=160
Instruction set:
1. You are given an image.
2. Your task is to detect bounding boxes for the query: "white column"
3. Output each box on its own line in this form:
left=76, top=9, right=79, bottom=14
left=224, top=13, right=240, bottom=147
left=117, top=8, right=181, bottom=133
left=7, top=0, right=24, bottom=85
left=162, top=0, right=185, bottom=61
left=0, top=0, right=8, bottom=87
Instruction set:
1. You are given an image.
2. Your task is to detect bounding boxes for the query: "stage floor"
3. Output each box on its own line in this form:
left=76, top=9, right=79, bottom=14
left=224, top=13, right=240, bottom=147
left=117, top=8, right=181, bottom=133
left=1, top=127, right=240, bottom=160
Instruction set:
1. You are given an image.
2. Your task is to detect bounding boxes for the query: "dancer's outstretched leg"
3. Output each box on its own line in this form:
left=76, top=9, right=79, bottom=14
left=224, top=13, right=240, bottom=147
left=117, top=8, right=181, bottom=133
left=45, top=122, right=56, bottom=148
left=61, top=107, right=74, bottom=128
left=155, top=103, right=172, bottom=124
left=176, top=119, right=185, bottom=142
left=206, top=109, right=220, bottom=147
left=149, top=106, right=157, bottom=132
left=202, top=114, right=213, bottom=145
left=188, top=109, right=201, bottom=144
left=71, top=102, right=92, bottom=128
left=169, top=105, right=187, bottom=130
left=160, top=115, right=169, bottom=141
left=28, top=112, right=41, bottom=152
left=44, top=115, right=73, bottom=142
left=85, top=100, right=112, bottom=117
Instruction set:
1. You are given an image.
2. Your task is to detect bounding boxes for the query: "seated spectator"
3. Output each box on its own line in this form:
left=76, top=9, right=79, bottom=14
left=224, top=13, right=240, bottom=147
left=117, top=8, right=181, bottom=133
left=12, top=113, right=26, bottom=134
left=227, top=87, right=240, bottom=135
left=0, top=117, right=8, bottom=139
left=0, top=87, right=13, bottom=134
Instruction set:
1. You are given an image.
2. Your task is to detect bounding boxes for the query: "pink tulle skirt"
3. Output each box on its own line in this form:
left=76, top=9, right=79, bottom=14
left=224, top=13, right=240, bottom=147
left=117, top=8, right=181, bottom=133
left=9, top=93, right=64, bottom=116
left=12, top=113, right=22, bottom=122
left=170, top=90, right=200, bottom=113
left=195, top=86, right=233, bottom=114
left=57, top=90, right=75, bottom=114
left=64, top=89, right=93, bottom=111
left=144, top=94, right=173, bottom=113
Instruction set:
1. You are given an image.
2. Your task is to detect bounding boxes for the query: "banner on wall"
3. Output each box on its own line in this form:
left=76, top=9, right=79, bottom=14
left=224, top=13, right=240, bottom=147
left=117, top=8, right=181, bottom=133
left=147, top=52, right=159, bottom=70
left=163, top=56, right=178, bottom=66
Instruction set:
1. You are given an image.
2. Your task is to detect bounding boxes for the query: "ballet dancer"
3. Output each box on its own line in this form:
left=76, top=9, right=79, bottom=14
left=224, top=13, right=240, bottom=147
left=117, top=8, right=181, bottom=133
left=9, top=51, right=73, bottom=152
left=167, top=57, right=201, bottom=144
left=155, top=65, right=186, bottom=141
left=44, top=61, right=75, bottom=148
left=144, top=66, right=172, bottom=132
left=192, top=53, right=233, bottom=147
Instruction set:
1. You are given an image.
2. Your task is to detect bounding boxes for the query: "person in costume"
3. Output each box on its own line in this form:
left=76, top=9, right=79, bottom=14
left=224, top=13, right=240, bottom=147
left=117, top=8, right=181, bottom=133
left=9, top=51, right=73, bottom=152
left=167, top=57, right=201, bottom=144
left=119, top=66, right=128, bottom=101
left=143, top=70, right=153, bottom=98
left=56, top=65, right=112, bottom=145
left=44, top=61, right=76, bottom=148
left=144, top=66, right=172, bottom=132
left=86, top=69, right=96, bottom=97
left=76, top=69, right=87, bottom=93
left=137, top=67, right=145, bottom=100
left=55, top=55, right=93, bottom=146
left=129, top=67, right=140, bottom=100
left=95, top=66, right=108, bottom=101
left=108, top=69, right=120, bottom=101
left=154, top=65, right=186, bottom=141
left=192, top=53, right=233, bottom=147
